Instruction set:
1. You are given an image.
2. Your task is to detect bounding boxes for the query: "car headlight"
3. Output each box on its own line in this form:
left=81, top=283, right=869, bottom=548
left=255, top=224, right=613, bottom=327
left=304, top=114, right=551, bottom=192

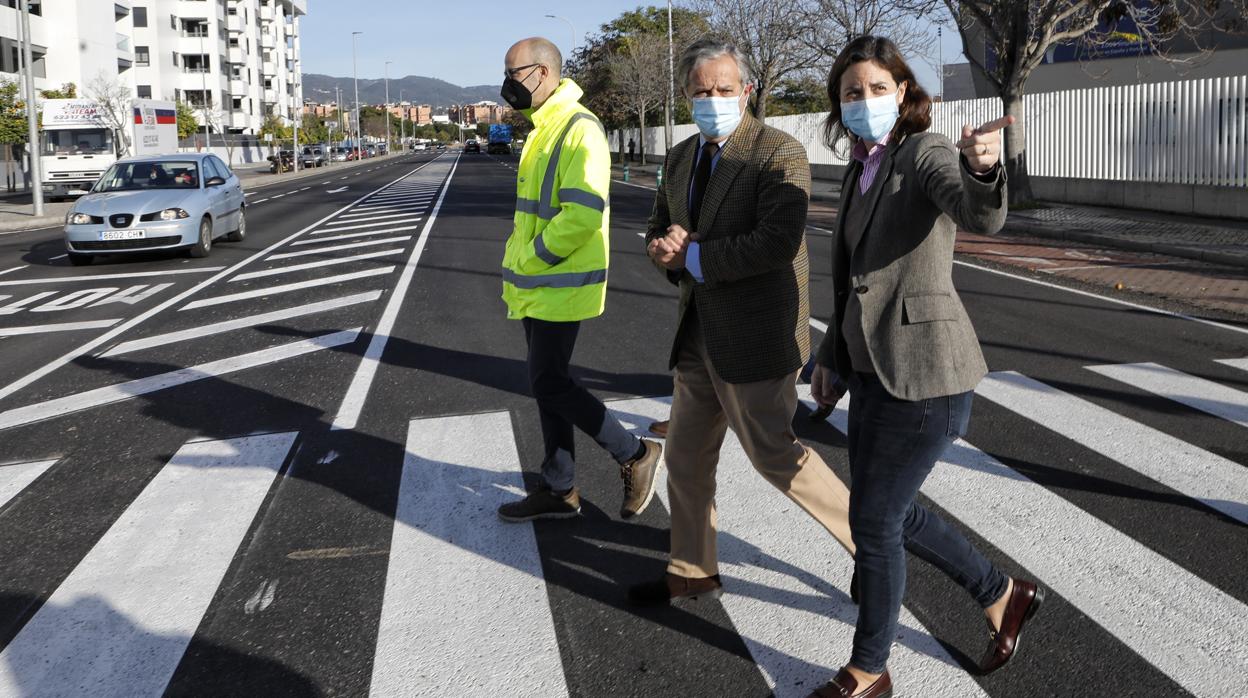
left=159, top=208, right=190, bottom=221
left=67, top=212, right=93, bottom=225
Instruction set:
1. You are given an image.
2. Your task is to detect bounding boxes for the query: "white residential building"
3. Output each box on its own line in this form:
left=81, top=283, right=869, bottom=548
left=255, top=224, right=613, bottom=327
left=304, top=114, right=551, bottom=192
left=0, top=0, right=306, bottom=136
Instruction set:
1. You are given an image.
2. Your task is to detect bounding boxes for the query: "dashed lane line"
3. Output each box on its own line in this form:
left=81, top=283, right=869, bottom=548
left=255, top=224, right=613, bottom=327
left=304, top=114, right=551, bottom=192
left=100, top=291, right=383, bottom=357
left=0, top=266, right=29, bottom=277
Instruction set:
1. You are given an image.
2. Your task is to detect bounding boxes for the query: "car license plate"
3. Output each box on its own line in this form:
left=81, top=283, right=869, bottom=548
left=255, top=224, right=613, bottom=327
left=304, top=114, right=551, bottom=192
left=67, top=189, right=89, bottom=196
left=101, top=229, right=145, bottom=241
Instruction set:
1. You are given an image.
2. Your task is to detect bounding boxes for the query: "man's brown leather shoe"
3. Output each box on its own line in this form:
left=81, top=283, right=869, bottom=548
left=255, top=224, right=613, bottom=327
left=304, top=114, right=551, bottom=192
left=627, top=572, right=722, bottom=606
left=648, top=420, right=669, bottom=437
left=807, top=668, right=892, bottom=697
left=620, top=439, right=662, bottom=519
left=980, top=579, right=1045, bottom=674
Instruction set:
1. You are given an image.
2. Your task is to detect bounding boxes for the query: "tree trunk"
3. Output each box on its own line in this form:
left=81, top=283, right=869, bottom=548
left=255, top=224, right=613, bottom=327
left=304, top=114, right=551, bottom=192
left=751, top=78, right=767, bottom=122
left=1001, top=92, right=1034, bottom=205
left=639, top=107, right=646, bottom=166
left=617, top=129, right=625, bottom=165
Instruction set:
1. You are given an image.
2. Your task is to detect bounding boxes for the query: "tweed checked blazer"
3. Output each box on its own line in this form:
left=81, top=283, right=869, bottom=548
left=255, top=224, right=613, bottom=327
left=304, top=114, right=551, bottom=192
left=646, top=112, right=812, bottom=384
left=815, top=131, right=1008, bottom=401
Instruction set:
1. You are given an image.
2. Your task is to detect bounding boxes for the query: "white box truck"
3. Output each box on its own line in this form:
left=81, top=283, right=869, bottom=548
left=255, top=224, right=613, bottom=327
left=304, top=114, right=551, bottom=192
left=40, top=98, right=177, bottom=200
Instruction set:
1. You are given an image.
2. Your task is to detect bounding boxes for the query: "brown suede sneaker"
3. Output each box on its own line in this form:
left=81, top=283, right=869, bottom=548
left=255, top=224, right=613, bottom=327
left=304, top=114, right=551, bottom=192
left=619, top=439, right=662, bottom=519
left=497, top=486, right=581, bottom=523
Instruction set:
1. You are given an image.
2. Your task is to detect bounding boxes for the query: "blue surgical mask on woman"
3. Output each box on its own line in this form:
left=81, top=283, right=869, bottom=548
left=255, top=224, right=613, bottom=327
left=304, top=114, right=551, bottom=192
left=840, top=92, right=900, bottom=142
left=692, top=95, right=744, bottom=139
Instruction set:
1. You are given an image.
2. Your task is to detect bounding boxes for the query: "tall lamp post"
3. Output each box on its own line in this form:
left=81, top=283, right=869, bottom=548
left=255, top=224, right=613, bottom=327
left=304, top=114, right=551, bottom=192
left=198, top=22, right=211, bottom=149
left=665, top=0, right=674, bottom=152
left=17, top=0, right=41, bottom=215
left=384, top=59, right=392, bottom=154
left=352, top=31, right=362, bottom=161
left=292, top=56, right=300, bottom=172
left=398, top=89, right=405, bottom=151
left=544, top=14, right=576, bottom=55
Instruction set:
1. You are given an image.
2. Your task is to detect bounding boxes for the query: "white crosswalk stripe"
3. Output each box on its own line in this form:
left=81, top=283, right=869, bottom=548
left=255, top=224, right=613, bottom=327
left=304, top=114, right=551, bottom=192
left=0, top=458, right=56, bottom=511
left=0, top=433, right=296, bottom=696
left=370, top=412, right=569, bottom=697
left=1088, top=361, right=1248, bottom=430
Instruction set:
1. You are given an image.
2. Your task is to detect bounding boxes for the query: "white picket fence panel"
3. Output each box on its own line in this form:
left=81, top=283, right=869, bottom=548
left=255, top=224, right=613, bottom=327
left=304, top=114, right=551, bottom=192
left=616, top=75, right=1248, bottom=187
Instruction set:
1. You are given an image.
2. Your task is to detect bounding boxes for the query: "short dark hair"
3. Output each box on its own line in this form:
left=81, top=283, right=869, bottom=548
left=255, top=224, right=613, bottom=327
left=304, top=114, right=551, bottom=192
left=822, top=35, right=932, bottom=155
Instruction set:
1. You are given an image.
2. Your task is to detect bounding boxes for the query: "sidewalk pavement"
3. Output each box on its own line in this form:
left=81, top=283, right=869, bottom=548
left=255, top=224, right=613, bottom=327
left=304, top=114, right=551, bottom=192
left=612, top=161, right=1248, bottom=270
left=0, top=153, right=405, bottom=234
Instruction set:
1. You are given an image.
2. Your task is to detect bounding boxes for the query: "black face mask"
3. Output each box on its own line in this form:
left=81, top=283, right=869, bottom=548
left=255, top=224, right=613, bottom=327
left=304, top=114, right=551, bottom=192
left=500, top=66, right=541, bottom=110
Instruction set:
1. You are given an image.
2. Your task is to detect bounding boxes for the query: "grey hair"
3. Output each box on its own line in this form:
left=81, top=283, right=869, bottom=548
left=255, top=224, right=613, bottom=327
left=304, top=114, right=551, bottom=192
left=677, top=37, right=752, bottom=96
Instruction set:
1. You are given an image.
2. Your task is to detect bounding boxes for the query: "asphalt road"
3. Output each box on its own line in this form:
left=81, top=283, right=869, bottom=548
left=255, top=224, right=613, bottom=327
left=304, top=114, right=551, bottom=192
left=0, top=150, right=1244, bottom=697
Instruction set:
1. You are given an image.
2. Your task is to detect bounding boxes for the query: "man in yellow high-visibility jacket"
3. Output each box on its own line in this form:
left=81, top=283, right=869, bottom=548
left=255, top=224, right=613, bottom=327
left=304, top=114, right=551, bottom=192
left=496, top=37, right=662, bottom=524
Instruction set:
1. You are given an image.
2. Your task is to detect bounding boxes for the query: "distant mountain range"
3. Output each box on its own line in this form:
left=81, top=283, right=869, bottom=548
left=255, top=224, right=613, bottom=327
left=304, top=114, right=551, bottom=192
left=301, top=74, right=502, bottom=109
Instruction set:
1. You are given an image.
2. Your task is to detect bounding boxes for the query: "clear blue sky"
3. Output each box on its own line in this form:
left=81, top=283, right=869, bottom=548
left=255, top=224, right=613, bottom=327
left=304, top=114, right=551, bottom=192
left=300, top=1, right=961, bottom=94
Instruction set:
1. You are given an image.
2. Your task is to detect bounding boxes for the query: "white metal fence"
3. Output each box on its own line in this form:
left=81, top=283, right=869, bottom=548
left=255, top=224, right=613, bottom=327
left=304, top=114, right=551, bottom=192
left=618, top=75, right=1248, bottom=188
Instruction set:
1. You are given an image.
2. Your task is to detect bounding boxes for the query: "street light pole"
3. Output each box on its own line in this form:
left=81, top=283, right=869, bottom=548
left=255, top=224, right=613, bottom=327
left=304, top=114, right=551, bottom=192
left=665, top=0, right=674, bottom=153
left=384, top=60, right=392, bottom=155
left=544, top=14, right=576, bottom=55
left=198, top=27, right=210, bottom=149
left=292, top=55, right=300, bottom=173
left=18, top=0, right=41, bottom=215
left=352, top=31, right=362, bottom=162
left=399, top=89, right=405, bottom=151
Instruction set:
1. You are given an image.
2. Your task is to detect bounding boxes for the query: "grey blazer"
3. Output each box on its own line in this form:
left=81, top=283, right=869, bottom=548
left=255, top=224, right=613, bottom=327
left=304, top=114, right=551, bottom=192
left=815, top=131, right=1008, bottom=401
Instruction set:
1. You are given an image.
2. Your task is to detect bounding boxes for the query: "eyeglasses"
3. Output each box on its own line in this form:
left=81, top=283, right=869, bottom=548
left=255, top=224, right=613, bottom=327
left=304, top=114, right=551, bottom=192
left=504, top=63, right=544, bottom=80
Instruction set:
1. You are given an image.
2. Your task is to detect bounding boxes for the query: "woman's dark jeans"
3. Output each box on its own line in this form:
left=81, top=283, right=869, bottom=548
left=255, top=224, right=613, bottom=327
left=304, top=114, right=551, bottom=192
left=846, top=373, right=1009, bottom=674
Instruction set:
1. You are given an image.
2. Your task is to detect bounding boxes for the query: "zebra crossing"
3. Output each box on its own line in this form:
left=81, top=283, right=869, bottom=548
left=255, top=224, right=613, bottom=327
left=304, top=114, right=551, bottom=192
left=0, top=351, right=1243, bottom=696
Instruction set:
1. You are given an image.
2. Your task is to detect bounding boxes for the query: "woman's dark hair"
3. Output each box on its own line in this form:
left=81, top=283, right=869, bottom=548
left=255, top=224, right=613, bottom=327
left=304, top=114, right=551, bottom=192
left=822, top=35, right=932, bottom=155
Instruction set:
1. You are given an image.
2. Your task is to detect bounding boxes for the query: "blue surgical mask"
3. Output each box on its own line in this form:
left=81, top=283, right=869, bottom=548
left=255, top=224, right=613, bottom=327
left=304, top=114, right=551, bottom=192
left=691, top=95, right=744, bottom=139
left=840, top=92, right=900, bottom=142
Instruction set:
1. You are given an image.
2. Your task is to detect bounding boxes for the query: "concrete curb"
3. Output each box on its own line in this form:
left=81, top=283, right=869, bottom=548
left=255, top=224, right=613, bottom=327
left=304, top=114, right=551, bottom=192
left=0, top=214, right=63, bottom=233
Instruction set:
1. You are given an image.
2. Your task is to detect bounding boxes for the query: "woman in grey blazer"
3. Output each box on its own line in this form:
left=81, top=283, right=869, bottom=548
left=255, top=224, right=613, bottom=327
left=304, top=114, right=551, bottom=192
left=807, top=36, right=1045, bottom=698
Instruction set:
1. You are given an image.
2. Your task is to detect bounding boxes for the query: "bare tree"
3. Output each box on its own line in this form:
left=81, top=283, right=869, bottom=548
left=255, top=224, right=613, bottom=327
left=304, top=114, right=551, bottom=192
left=934, top=0, right=1248, bottom=202
left=609, top=30, right=670, bottom=164
left=805, top=0, right=942, bottom=70
left=691, top=0, right=824, bottom=120
left=84, top=72, right=133, bottom=156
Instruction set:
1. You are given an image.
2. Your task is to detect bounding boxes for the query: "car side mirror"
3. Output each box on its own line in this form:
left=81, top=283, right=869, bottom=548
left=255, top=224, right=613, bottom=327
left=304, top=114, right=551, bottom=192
left=206, top=176, right=226, bottom=187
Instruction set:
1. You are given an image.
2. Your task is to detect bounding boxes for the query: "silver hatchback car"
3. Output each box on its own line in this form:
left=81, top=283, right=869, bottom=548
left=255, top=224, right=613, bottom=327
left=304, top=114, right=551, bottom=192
left=63, top=153, right=246, bottom=266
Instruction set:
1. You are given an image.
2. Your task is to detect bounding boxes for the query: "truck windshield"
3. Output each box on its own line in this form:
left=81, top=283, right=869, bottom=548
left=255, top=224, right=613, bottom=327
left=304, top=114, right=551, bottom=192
left=93, top=161, right=201, bottom=192
left=42, top=129, right=113, bottom=156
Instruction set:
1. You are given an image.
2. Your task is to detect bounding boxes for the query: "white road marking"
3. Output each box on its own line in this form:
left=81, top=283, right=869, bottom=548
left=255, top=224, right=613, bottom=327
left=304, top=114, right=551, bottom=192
left=1088, top=362, right=1248, bottom=431
left=300, top=186, right=310, bottom=191
left=0, top=459, right=57, bottom=510
left=331, top=209, right=423, bottom=223
left=806, top=224, right=835, bottom=235
left=0, top=330, right=360, bottom=432
left=0, top=319, right=123, bottom=337
left=0, top=266, right=28, bottom=277
left=253, top=198, right=270, bottom=204
left=231, top=250, right=405, bottom=281
left=952, top=261, right=1248, bottom=337
left=182, top=269, right=393, bottom=309
left=101, top=292, right=382, bottom=356
left=339, top=176, right=348, bottom=180
left=0, top=161, right=437, bottom=404
left=352, top=201, right=432, bottom=213
left=321, top=180, right=332, bottom=184
left=332, top=155, right=460, bottom=430
left=272, top=194, right=286, bottom=199
left=357, top=197, right=434, bottom=208
left=609, top=397, right=988, bottom=698
left=369, top=412, right=569, bottom=697
left=270, top=237, right=413, bottom=260
left=1218, top=357, right=1248, bottom=373
left=976, top=371, right=1248, bottom=525
left=306, top=220, right=422, bottom=235
left=0, top=267, right=223, bottom=287
left=0, top=433, right=296, bottom=696
left=327, top=186, right=348, bottom=193
left=815, top=399, right=1248, bottom=698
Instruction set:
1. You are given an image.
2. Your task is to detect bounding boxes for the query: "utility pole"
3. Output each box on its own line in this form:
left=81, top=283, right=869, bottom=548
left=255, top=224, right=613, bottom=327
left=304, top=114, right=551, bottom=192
left=384, top=60, right=393, bottom=155
left=399, top=89, right=405, bottom=151
left=937, top=26, right=944, bottom=101
left=292, top=55, right=299, bottom=172
left=335, top=84, right=341, bottom=151
left=19, top=0, right=42, bottom=215
left=198, top=25, right=210, bottom=149
left=665, top=0, right=674, bottom=152
left=352, top=31, right=362, bottom=161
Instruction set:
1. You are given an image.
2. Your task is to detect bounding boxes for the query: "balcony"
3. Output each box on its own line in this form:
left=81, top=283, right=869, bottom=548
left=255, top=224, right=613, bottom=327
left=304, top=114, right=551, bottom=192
left=226, top=14, right=244, bottom=32
left=116, top=33, right=132, bottom=58
left=264, top=89, right=276, bottom=103
left=229, top=78, right=247, bottom=94
left=114, top=2, right=132, bottom=20
left=228, top=46, right=245, bottom=63
left=260, top=33, right=275, bottom=50
left=260, top=5, right=275, bottom=22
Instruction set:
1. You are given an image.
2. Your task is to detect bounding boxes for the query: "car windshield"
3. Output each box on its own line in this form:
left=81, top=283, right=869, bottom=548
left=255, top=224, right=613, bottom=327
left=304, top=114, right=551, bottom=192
left=93, top=161, right=201, bottom=192
left=42, top=128, right=113, bottom=156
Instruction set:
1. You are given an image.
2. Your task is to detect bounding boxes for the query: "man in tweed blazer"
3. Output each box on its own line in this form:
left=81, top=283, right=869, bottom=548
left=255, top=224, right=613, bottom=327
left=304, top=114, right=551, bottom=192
left=629, top=38, right=856, bottom=605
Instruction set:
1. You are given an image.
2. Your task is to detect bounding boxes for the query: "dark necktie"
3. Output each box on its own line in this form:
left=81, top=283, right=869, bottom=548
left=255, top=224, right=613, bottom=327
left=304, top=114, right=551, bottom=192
left=688, top=141, right=719, bottom=232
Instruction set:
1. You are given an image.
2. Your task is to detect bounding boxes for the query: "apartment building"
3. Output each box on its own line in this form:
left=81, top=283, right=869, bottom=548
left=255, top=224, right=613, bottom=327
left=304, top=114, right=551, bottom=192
left=0, top=1, right=306, bottom=136
left=389, top=103, right=431, bottom=126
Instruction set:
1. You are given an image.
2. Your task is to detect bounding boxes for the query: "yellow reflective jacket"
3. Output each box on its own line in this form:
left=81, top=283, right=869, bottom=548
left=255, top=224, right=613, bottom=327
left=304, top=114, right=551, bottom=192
left=502, top=79, right=610, bottom=322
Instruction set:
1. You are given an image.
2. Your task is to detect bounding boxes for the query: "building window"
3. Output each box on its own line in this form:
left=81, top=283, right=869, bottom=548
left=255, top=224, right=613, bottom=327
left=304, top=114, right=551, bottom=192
left=171, top=14, right=177, bottom=30
left=137, top=85, right=152, bottom=98
left=232, top=97, right=242, bottom=110
left=172, top=51, right=179, bottom=67
left=135, top=45, right=149, bottom=66
left=227, top=6, right=237, bottom=15
left=133, top=6, right=148, bottom=27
